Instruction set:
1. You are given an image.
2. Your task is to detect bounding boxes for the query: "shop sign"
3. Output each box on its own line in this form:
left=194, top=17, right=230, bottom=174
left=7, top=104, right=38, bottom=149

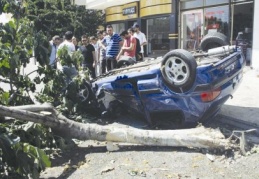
left=122, top=6, right=136, bottom=15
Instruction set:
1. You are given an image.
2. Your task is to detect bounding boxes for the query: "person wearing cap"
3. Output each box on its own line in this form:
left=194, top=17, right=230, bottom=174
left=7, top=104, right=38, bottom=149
left=133, top=24, right=147, bottom=61
left=102, top=25, right=123, bottom=71
left=49, top=35, right=60, bottom=68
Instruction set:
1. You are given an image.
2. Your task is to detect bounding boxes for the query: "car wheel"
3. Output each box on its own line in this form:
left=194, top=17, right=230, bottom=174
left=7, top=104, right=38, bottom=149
left=78, top=80, right=93, bottom=103
left=199, top=32, right=229, bottom=51
left=161, top=49, right=197, bottom=93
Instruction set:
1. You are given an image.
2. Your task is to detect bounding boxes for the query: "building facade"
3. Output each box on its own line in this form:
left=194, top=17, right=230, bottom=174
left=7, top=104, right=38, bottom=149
left=75, top=0, right=256, bottom=67
left=105, top=0, right=177, bottom=57
left=179, top=0, right=254, bottom=63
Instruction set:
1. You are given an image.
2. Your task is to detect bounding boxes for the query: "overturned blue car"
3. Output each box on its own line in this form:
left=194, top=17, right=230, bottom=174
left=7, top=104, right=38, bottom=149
left=80, top=33, right=245, bottom=128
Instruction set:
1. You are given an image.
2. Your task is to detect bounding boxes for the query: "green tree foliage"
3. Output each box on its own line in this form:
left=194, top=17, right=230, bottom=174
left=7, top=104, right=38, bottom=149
left=26, top=0, right=105, bottom=39
left=0, top=124, right=51, bottom=178
left=0, top=0, right=104, bottom=177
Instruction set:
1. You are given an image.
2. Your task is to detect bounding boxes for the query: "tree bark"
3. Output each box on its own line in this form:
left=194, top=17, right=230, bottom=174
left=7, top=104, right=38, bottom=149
left=0, top=104, right=233, bottom=150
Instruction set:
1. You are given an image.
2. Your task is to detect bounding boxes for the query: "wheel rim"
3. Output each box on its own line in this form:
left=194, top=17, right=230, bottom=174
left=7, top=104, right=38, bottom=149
left=78, top=85, right=90, bottom=102
left=164, top=56, right=190, bottom=85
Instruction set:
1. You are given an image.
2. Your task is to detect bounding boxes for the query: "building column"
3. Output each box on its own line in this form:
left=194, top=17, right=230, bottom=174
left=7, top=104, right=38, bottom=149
left=170, top=0, right=178, bottom=50
left=252, top=1, right=259, bottom=69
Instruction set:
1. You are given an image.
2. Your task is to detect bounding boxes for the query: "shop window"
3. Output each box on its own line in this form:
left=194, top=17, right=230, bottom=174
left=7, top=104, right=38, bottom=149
left=205, top=0, right=228, bottom=6
left=147, top=17, right=170, bottom=55
left=180, top=0, right=203, bottom=10
left=204, top=6, right=229, bottom=36
left=181, top=10, right=203, bottom=51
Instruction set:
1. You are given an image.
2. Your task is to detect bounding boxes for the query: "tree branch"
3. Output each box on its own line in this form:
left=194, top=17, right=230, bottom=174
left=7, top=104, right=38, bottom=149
left=0, top=104, right=234, bottom=150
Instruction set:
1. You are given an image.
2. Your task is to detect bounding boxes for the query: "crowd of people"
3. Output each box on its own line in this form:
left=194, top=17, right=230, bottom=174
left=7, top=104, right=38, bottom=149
left=49, top=24, right=147, bottom=79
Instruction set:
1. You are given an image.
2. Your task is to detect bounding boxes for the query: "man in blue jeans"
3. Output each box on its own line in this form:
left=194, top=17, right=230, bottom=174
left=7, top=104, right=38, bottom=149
left=102, top=25, right=123, bottom=71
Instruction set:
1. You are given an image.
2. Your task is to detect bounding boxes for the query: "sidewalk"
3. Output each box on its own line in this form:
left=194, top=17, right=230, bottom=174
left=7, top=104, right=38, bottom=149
left=220, top=66, right=259, bottom=127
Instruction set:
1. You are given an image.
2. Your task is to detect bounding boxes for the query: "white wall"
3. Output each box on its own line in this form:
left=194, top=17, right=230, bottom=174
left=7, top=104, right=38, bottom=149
left=252, top=1, right=259, bottom=69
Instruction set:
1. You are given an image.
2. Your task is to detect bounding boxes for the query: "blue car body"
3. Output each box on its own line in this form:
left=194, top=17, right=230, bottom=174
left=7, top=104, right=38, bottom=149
left=91, top=46, right=245, bottom=126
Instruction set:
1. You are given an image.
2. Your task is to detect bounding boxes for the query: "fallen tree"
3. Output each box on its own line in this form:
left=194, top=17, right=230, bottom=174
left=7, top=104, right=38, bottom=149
left=1, top=104, right=235, bottom=150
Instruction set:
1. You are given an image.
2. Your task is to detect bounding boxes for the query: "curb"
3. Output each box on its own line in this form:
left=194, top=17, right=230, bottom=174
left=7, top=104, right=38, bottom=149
left=216, top=114, right=259, bottom=135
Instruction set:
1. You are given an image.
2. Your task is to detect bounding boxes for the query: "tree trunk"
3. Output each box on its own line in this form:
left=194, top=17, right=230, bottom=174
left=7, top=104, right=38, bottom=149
left=1, top=104, right=233, bottom=150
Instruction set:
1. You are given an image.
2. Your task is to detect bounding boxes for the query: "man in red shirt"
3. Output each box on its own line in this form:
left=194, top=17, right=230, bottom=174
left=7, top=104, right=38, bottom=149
left=116, top=30, right=137, bottom=62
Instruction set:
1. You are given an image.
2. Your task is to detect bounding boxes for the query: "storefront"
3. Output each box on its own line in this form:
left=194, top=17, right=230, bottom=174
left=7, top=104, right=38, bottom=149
left=179, top=0, right=254, bottom=63
left=76, top=0, right=255, bottom=64
left=105, top=2, right=139, bottom=35
left=139, top=0, right=173, bottom=56
left=105, top=0, right=178, bottom=57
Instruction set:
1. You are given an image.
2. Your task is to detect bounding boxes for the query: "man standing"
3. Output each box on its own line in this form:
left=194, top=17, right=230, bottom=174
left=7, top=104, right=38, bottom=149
left=72, top=36, right=79, bottom=51
left=116, top=30, right=136, bottom=61
left=57, top=31, right=77, bottom=80
left=90, top=36, right=100, bottom=76
left=128, top=28, right=141, bottom=61
left=78, top=35, right=96, bottom=79
left=103, top=25, right=123, bottom=71
left=58, top=31, right=75, bottom=55
left=97, top=30, right=107, bottom=74
left=49, top=35, right=60, bottom=68
left=133, top=24, right=147, bottom=61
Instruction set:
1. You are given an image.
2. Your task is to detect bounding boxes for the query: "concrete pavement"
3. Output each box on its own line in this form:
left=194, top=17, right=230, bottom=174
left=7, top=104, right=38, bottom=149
left=220, top=66, right=259, bottom=127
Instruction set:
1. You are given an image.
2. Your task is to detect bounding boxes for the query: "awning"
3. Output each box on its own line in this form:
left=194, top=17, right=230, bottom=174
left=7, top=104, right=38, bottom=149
left=74, top=0, right=139, bottom=10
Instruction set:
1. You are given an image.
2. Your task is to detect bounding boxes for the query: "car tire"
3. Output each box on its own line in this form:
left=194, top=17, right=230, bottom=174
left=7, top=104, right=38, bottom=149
left=161, top=49, right=197, bottom=93
left=199, top=32, right=230, bottom=51
left=78, top=80, right=93, bottom=103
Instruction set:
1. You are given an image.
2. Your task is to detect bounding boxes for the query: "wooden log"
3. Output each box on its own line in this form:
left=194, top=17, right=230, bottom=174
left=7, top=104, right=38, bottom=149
left=0, top=104, right=233, bottom=150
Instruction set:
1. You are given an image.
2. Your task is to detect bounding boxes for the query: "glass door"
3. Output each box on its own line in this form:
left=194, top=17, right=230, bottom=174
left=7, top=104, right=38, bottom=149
left=181, top=9, right=203, bottom=51
left=232, top=2, right=253, bottom=63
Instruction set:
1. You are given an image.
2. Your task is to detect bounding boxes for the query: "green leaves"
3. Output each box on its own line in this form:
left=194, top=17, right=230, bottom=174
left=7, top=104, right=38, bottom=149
left=57, top=46, right=84, bottom=68
left=34, top=31, right=51, bottom=66
left=0, top=91, right=10, bottom=105
left=57, top=46, right=73, bottom=67
left=72, top=50, right=84, bottom=68
left=0, top=58, right=10, bottom=68
left=0, top=0, right=103, bottom=177
left=0, top=130, right=51, bottom=178
left=12, top=143, right=51, bottom=179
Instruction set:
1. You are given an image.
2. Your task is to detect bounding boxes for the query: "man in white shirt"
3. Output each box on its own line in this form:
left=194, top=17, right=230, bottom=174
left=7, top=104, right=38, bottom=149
left=58, top=31, right=75, bottom=55
left=133, top=24, right=147, bottom=61
left=49, top=35, right=60, bottom=68
left=57, top=31, right=77, bottom=81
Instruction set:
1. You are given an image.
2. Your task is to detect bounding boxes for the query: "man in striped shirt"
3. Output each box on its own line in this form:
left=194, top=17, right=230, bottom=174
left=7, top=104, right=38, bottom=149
left=102, top=25, right=123, bottom=71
